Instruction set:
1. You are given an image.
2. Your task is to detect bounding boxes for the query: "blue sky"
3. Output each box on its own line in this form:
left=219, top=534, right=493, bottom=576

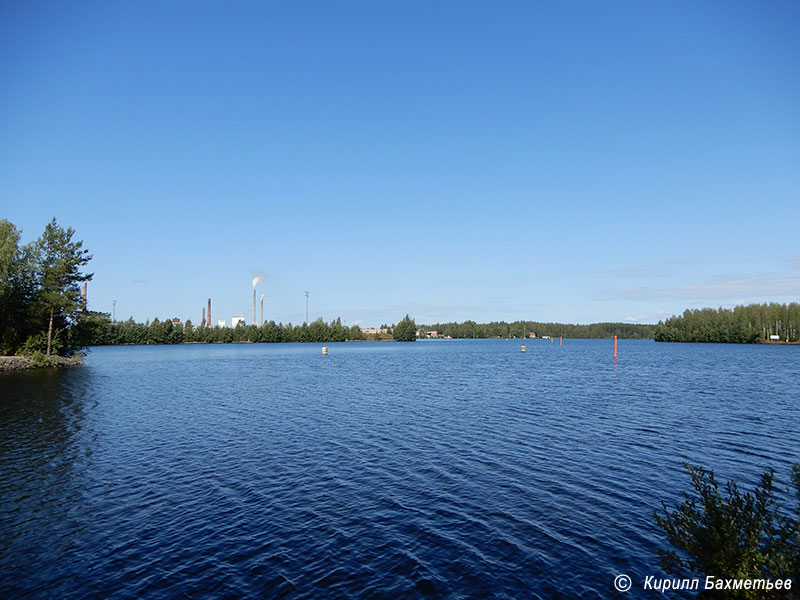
left=2, top=1, right=798, bottom=327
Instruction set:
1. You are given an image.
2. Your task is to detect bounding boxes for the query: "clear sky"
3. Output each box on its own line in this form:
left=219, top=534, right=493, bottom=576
left=2, top=1, right=798, bottom=327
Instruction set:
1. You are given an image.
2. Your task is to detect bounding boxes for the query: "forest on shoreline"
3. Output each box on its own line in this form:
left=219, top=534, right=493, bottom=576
left=88, top=317, right=653, bottom=346
left=653, top=303, right=800, bottom=343
left=83, top=305, right=800, bottom=348
left=417, top=321, right=655, bottom=340
left=4, top=219, right=799, bottom=358
left=96, top=317, right=366, bottom=345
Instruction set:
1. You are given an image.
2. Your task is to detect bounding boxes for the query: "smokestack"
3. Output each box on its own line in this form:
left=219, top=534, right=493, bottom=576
left=208, top=298, right=211, bottom=327
left=260, top=295, right=264, bottom=325
left=202, top=307, right=206, bottom=326
left=251, top=276, right=264, bottom=325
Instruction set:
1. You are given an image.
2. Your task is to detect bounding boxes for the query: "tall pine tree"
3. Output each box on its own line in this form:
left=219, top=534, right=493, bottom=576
left=37, top=219, right=93, bottom=356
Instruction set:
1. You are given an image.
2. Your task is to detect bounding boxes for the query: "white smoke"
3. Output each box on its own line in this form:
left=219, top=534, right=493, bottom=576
left=252, top=275, right=264, bottom=289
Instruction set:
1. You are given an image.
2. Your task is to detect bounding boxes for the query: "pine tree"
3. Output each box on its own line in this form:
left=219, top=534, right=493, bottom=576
left=36, top=218, right=93, bottom=356
left=392, top=314, right=417, bottom=342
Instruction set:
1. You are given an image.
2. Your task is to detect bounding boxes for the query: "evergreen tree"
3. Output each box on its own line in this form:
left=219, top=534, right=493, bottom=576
left=655, top=463, right=800, bottom=598
left=393, top=314, right=417, bottom=342
left=35, top=219, right=93, bottom=356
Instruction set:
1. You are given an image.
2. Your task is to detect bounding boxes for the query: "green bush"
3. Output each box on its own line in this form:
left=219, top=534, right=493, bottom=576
left=655, top=463, right=799, bottom=598
left=30, top=350, right=53, bottom=366
left=18, top=330, right=64, bottom=356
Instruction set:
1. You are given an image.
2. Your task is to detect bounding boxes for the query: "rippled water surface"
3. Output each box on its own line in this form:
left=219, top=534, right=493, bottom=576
left=1, top=340, right=798, bottom=598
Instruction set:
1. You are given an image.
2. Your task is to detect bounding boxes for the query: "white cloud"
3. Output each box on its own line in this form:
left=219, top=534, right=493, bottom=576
left=588, top=267, right=670, bottom=278
left=623, top=313, right=657, bottom=323
left=603, top=275, right=800, bottom=302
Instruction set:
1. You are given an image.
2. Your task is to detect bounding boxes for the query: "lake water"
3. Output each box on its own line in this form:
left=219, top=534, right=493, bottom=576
left=1, top=339, right=798, bottom=598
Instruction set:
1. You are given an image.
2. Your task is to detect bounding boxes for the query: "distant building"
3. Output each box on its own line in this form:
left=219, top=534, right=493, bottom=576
left=231, top=316, right=245, bottom=328
left=217, top=319, right=226, bottom=328
left=361, top=328, right=382, bottom=340
left=769, top=334, right=780, bottom=341
left=426, top=331, right=438, bottom=338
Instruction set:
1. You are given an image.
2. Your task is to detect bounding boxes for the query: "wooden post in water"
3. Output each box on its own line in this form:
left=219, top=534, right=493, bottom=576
left=322, top=346, right=328, bottom=356
left=614, top=335, right=618, bottom=361
left=560, top=336, right=562, bottom=346
left=521, top=345, right=526, bottom=353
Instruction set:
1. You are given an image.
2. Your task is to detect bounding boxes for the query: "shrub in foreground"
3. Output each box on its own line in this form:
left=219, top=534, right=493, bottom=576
left=655, top=463, right=799, bottom=598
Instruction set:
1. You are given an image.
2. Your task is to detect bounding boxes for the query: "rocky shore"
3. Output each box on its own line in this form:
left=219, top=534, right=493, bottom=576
left=0, top=355, right=83, bottom=372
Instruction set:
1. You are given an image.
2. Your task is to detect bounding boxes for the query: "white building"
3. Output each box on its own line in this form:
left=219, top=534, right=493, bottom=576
left=231, top=316, right=245, bottom=328
left=217, top=319, right=227, bottom=328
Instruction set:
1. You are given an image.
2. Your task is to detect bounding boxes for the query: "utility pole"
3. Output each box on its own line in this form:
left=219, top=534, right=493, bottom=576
left=305, top=291, right=309, bottom=324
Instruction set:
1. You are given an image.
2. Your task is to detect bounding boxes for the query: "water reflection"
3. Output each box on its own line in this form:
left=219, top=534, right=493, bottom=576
left=0, top=368, right=96, bottom=592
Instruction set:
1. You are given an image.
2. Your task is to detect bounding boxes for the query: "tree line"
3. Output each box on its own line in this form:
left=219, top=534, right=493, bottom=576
left=93, top=317, right=366, bottom=345
left=417, top=320, right=655, bottom=339
left=93, top=315, right=422, bottom=345
left=653, top=303, right=800, bottom=343
left=91, top=315, right=649, bottom=346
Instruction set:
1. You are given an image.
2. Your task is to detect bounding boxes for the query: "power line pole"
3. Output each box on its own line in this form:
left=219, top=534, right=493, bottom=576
left=305, top=291, right=309, bottom=324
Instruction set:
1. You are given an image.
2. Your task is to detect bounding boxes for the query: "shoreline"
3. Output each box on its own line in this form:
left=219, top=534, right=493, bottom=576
left=0, top=355, right=83, bottom=372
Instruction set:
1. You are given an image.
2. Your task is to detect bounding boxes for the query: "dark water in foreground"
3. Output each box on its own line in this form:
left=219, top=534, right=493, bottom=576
left=1, top=339, right=798, bottom=599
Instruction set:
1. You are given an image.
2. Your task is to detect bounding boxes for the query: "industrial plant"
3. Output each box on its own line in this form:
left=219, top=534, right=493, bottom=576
left=198, top=275, right=276, bottom=328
